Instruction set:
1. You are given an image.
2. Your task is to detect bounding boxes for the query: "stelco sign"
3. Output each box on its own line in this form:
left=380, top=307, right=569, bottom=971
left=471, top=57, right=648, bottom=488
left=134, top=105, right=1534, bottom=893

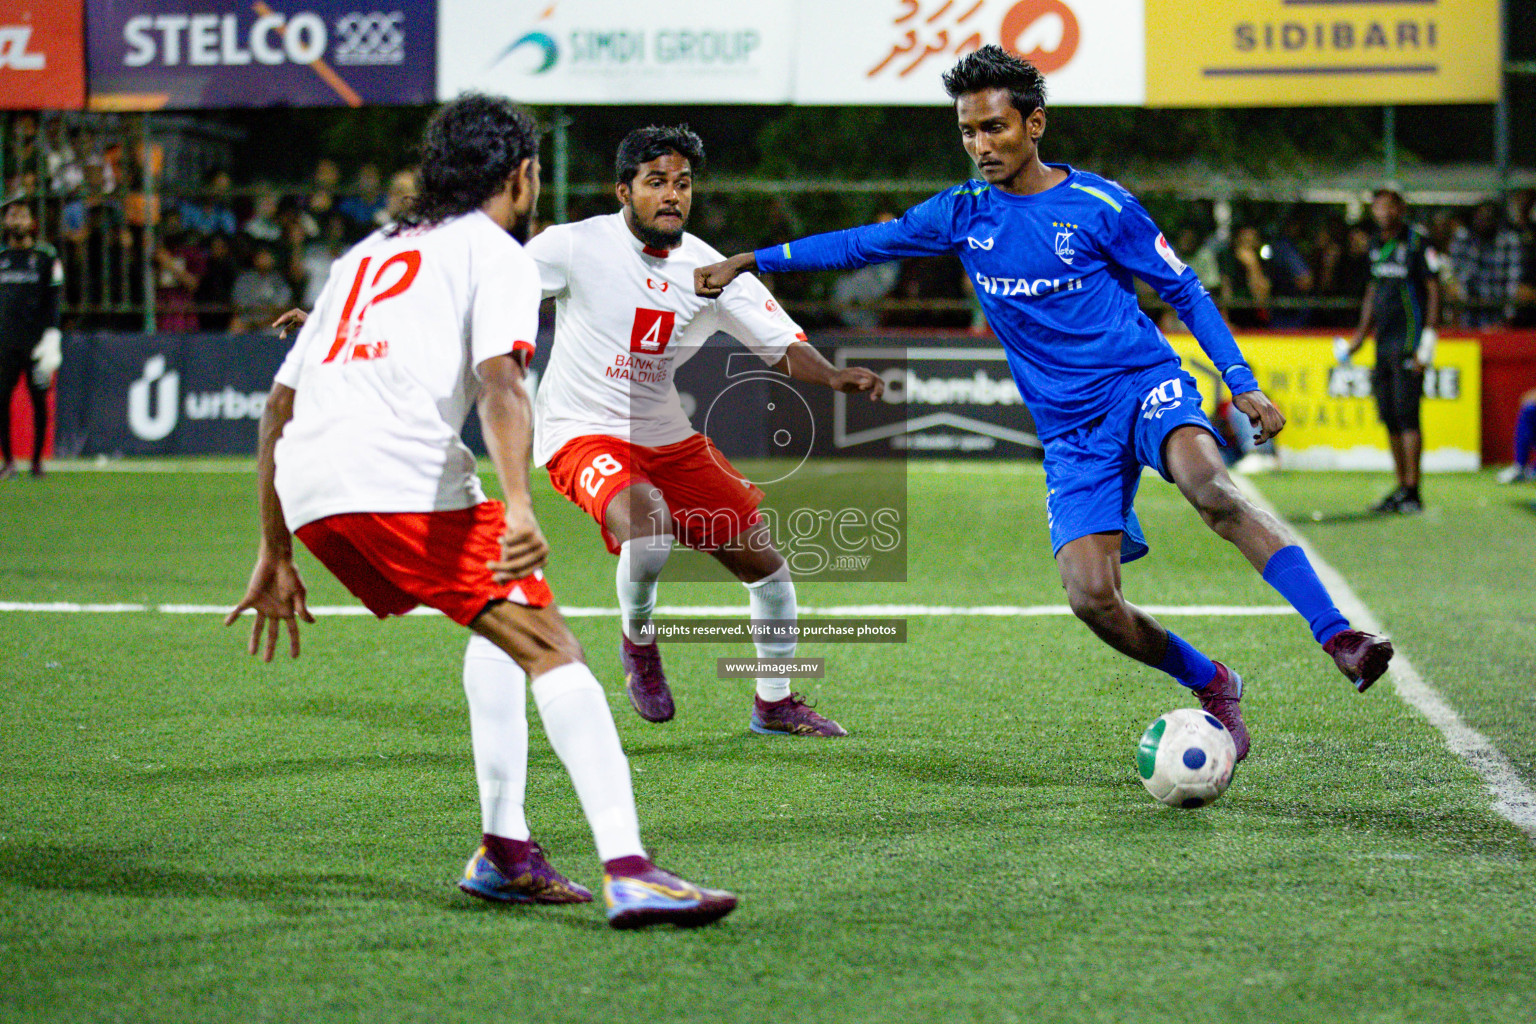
left=87, top=0, right=436, bottom=109
left=121, top=12, right=334, bottom=68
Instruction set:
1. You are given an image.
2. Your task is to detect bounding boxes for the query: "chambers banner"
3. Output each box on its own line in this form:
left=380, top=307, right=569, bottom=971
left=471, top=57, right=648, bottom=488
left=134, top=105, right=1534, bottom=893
left=85, top=1, right=436, bottom=110
left=439, top=0, right=794, bottom=104
left=0, top=1, right=85, bottom=109
left=1167, top=333, right=1481, bottom=472
left=1145, top=0, right=1501, bottom=107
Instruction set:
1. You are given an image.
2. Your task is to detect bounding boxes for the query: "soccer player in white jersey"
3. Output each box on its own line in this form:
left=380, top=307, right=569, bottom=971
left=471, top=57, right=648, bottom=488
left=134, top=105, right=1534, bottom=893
left=525, top=126, right=884, bottom=737
left=225, top=97, right=735, bottom=929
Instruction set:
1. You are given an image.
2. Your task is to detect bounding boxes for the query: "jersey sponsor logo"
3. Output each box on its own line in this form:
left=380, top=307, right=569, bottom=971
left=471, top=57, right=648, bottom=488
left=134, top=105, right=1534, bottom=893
left=0, top=26, right=46, bottom=70
left=630, top=307, right=676, bottom=355
left=973, top=272, right=1084, bottom=298
left=646, top=277, right=670, bottom=292
left=967, top=236, right=995, bottom=250
left=1051, top=220, right=1077, bottom=265
left=1154, top=232, right=1188, bottom=275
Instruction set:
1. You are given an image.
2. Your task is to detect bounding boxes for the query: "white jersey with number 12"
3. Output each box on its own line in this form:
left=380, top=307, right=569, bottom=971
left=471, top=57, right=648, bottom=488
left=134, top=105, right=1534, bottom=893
left=272, top=211, right=541, bottom=531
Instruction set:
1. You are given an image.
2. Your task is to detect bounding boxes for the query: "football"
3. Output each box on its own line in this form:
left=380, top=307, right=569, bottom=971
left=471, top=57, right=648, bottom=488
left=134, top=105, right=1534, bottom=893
left=1137, top=708, right=1238, bottom=808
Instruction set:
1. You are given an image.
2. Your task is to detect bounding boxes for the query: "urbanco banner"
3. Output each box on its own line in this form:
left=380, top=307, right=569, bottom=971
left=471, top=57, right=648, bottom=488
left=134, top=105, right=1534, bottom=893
left=792, top=0, right=1145, bottom=106
left=86, top=0, right=437, bottom=110
left=438, top=0, right=795, bottom=104
left=0, top=1, right=85, bottom=110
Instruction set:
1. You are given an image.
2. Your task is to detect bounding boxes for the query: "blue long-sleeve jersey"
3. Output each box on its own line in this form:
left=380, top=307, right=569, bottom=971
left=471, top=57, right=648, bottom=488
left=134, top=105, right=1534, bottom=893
left=754, top=166, right=1259, bottom=442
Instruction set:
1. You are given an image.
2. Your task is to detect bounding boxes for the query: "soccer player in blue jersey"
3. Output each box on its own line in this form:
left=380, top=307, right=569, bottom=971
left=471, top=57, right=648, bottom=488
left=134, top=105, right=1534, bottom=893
left=696, top=46, right=1394, bottom=761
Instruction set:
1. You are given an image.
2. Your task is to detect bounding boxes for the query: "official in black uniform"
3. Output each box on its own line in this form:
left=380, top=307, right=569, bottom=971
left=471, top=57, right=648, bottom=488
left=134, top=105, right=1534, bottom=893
left=1340, top=189, right=1441, bottom=514
left=0, top=195, right=63, bottom=479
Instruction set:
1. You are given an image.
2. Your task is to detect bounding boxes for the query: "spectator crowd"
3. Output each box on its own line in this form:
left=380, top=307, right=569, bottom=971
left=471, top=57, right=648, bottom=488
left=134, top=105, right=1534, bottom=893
left=6, top=113, right=417, bottom=333
left=1160, top=192, right=1536, bottom=333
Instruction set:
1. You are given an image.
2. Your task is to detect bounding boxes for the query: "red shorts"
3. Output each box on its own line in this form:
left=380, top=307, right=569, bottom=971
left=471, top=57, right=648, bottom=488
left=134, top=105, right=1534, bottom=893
left=294, top=500, right=554, bottom=626
left=546, top=433, right=764, bottom=555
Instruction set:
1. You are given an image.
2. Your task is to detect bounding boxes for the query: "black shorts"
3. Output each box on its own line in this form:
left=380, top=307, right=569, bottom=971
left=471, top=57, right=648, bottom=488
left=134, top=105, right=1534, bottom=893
left=1373, top=355, right=1423, bottom=433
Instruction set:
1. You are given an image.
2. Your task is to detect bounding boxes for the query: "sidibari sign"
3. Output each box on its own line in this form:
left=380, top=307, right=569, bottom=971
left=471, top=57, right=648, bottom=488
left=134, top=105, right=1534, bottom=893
left=1145, top=0, right=1500, bottom=107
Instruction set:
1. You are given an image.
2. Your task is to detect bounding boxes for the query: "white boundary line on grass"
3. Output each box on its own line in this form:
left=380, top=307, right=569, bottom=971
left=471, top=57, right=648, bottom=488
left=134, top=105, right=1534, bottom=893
left=1236, top=477, right=1536, bottom=841
left=0, top=601, right=1296, bottom=618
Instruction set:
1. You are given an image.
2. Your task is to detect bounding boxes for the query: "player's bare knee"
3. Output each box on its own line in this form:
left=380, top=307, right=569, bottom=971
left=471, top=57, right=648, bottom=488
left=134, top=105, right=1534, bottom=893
left=1067, top=580, right=1122, bottom=628
left=1193, top=478, right=1246, bottom=535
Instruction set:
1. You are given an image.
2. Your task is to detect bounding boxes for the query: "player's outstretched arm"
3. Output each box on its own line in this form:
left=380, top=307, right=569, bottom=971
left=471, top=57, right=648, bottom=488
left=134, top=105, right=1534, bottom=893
left=476, top=353, right=550, bottom=583
left=772, top=341, right=885, bottom=401
left=225, top=382, right=315, bottom=660
left=696, top=252, right=757, bottom=298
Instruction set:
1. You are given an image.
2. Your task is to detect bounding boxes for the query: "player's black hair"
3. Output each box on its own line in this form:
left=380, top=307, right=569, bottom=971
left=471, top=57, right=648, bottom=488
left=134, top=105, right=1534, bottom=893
left=615, top=125, right=705, bottom=186
left=393, top=93, right=539, bottom=232
left=941, top=44, right=1047, bottom=117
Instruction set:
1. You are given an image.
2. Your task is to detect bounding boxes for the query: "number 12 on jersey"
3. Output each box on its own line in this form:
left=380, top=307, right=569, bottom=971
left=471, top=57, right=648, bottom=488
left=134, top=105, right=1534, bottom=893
left=324, top=250, right=422, bottom=363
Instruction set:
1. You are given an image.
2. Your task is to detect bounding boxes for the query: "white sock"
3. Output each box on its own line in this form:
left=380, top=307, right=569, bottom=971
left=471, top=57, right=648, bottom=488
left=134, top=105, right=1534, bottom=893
left=616, top=535, right=674, bottom=644
left=745, top=563, right=796, bottom=702
left=462, top=635, right=530, bottom=841
left=530, top=662, right=646, bottom=862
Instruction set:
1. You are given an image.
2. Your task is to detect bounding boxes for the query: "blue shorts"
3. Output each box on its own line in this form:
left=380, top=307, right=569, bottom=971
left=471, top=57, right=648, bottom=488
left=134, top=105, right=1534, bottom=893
left=1043, top=366, right=1222, bottom=564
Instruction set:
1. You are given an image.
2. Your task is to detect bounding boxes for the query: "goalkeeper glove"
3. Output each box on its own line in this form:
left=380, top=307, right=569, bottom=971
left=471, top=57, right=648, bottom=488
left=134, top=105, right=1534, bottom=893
left=30, top=327, right=61, bottom=388
left=1414, top=327, right=1437, bottom=368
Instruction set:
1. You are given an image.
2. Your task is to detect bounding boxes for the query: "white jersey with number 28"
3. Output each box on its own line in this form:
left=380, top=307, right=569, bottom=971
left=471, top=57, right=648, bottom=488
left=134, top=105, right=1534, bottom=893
left=272, top=211, right=540, bottom=531
left=524, top=212, right=805, bottom=466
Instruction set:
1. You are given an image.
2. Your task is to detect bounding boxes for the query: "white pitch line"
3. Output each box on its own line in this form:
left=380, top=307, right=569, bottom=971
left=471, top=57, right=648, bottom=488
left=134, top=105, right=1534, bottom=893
left=0, top=601, right=1295, bottom=618
left=1236, top=477, right=1536, bottom=841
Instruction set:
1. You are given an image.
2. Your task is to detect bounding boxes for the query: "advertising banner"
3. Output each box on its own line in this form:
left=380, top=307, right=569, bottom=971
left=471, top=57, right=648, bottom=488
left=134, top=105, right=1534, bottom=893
left=1167, top=332, right=1481, bottom=472
left=54, top=332, right=286, bottom=457
left=793, top=0, right=1145, bottom=106
left=438, top=0, right=794, bottom=104
left=0, top=1, right=85, bottom=110
left=1145, top=0, right=1500, bottom=107
left=85, top=1, right=436, bottom=110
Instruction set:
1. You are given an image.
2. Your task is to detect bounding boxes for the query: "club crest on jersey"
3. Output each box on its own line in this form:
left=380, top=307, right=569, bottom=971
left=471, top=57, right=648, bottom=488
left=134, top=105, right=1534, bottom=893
left=1051, top=221, right=1077, bottom=265
left=630, top=307, right=676, bottom=355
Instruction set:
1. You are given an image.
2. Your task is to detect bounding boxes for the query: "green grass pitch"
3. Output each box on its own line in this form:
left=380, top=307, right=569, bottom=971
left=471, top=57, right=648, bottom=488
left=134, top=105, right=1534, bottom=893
left=1, top=461, right=1533, bottom=1023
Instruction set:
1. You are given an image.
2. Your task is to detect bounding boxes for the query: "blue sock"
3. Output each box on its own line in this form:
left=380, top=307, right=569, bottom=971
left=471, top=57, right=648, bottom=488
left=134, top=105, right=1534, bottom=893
left=1157, top=631, right=1218, bottom=690
left=1515, top=403, right=1536, bottom=470
left=1262, top=545, right=1350, bottom=645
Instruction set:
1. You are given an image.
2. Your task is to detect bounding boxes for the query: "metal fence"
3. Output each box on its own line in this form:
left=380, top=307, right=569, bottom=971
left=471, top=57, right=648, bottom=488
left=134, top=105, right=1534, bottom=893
left=5, top=112, right=1533, bottom=335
